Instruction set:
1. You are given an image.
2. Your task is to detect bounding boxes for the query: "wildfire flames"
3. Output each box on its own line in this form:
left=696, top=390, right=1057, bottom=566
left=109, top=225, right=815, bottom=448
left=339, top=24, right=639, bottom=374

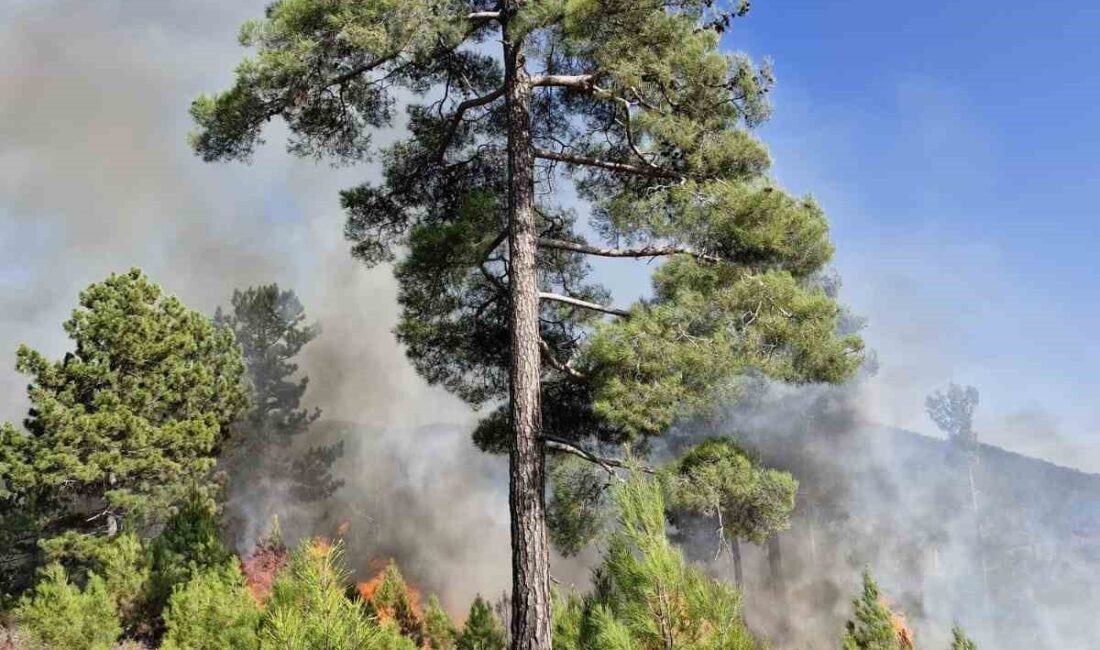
left=880, top=596, right=915, bottom=649
left=356, top=560, right=424, bottom=622
left=242, top=535, right=289, bottom=605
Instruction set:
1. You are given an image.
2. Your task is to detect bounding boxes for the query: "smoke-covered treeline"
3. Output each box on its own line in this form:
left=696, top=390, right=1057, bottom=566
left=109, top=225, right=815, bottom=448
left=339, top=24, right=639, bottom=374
left=661, top=378, right=1100, bottom=650
left=1, top=2, right=1097, bottom=650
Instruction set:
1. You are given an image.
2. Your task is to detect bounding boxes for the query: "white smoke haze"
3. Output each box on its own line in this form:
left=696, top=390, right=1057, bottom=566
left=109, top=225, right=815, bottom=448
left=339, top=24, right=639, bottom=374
left=2, top=1, right=1098, bottom=646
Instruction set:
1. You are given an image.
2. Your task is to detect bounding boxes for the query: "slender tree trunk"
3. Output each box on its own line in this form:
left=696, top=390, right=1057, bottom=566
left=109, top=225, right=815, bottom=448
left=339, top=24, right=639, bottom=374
left=731, top=537, right=744, bottom=591
left=502, top=6, right=552, bottom=650
left=766, top=534, right=786, bottom=599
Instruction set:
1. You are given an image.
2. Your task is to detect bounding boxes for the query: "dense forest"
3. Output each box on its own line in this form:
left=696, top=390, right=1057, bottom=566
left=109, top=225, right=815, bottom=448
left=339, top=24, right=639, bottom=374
left=0, top=1, right=1091, bottom=650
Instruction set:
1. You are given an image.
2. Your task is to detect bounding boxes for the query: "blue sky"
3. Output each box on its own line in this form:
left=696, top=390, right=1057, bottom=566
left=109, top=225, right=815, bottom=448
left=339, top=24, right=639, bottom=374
left=694, top=0, right=1100, bottom=465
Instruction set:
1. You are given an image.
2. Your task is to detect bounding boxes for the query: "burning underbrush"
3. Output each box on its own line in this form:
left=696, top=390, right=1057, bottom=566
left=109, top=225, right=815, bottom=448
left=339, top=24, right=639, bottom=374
left=241, top=531, right=289, bottom=605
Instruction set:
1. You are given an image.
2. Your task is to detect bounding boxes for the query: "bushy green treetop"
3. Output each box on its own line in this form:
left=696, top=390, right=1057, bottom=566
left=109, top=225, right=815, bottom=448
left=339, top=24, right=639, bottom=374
left=191, top=0, right=862, bottom=458
left=949, top=626, right=977, bottom=650
left=161, top=564, right=262, bottom=650
left=262, top=540, right=416, bottom=650
left=553, top=471, right=760, bottom=650
left=0, top=270, right=247, bottom=587
left=669, top=437, right=797, bottom=545
left=424, top=594, right=459, bottom=650
left=15, top=563, right=122, bottom=650
left=458, top=596, right=508, bottom=650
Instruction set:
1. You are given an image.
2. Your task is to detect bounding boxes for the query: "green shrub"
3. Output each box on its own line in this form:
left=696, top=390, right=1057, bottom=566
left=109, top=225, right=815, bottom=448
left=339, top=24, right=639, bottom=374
left=423, top=595, right=457, bottom=650
left=39, top=530, right=153, bottom=633
left=261, top=540, right=415, bottom=650
left=841, top=571, right=904, bottom=650
left=161, top=564, right=261, bottom=650
left=149, top=496, right=235, bottom=613
left=456, top=596, right=506, bottom=650
left=15, top=563, right=121, bottom=650
left=553, top=472, right=761, bottom=650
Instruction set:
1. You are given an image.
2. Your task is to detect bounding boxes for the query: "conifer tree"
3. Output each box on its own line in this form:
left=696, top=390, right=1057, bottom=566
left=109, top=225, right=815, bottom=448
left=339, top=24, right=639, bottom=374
left=668, top=437, right=796, bottom=589
left=365, top=560, right=425, bottom=642
left=949, top=625, right=977, bottom=650
left=553, top=470, right=760, bottom=650
left=0, top=270, right=247, bottom=589
left=424, top=595, right=459, bottom=650
left=215, top=285, right=342, bottom=538
left=192, top=3, right=863, bottom=647
left=458, top=596, right=507, bottom=650
left=841, top=571, right=904, bottom=650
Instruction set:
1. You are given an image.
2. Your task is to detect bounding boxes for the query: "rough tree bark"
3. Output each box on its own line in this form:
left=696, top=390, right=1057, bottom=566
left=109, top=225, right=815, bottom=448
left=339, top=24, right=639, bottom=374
left=503, top=4, right=553, bottom=650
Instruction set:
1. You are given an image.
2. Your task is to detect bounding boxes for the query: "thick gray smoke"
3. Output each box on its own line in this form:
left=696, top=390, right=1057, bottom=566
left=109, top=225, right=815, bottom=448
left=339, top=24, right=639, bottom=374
left=2, top=0, right=1097, bottom=642
left=663, top=377, right=1100, bottom=650
left=0, top=0, right=525, bottom=611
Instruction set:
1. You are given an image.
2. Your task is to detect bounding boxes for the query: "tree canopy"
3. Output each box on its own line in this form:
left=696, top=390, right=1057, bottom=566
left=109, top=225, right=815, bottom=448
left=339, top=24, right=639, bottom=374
left=192, top=3, right=864, bottom=647
left=925, top=384, right=979, bottom=452
left=215, top=284, right=342, bottom=540
left=0, top=270, right=247, bottom=590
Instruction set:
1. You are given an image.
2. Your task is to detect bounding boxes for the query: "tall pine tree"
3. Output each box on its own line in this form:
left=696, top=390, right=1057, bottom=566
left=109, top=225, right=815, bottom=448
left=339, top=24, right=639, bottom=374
left=215, top=285, right=342, bottom=542
left=191, top=3, right=863, bottom=647
left=0, top=270, right=247, bottom=591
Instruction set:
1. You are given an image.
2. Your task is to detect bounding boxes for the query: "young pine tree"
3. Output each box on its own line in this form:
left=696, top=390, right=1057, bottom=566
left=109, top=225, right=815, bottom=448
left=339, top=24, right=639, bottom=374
left=841, top=571, right=905, bottom=650
left=215, top=285, right=342, bottom=539
left=553, top=470, right=760, bottom=650
left=423, top=595, right=459, bottom=650
left=192, top=4, right=863, bottom=647
left=0, top=269, right=247, bottom=590
left=15, top=564, right=122, bottom=650
left=949, top=626, right=977, bottom=650
left=161, top=564, right=262, bottom=650
left=458, top=596, right=507, bottom=650
left=262, top=540, right=415, bottom=650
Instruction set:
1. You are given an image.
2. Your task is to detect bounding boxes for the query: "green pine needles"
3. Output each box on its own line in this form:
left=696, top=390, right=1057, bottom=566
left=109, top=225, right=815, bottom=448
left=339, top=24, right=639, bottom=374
left=554, top=471, right=761, bottom=650
left=0, top=269, right=248, bottom=591
left=192, top=5, right=864, bottom=640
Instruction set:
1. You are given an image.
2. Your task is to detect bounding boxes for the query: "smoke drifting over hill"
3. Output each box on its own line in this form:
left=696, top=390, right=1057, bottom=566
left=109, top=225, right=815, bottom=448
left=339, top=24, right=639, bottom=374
left=1, top=1, right=1097, bottom=647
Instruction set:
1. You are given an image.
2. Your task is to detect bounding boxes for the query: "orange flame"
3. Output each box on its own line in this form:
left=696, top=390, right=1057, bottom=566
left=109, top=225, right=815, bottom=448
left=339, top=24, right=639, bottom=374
left=356, top=560, right=424, bottom=623
left=879, top=596, right=915, bottom=649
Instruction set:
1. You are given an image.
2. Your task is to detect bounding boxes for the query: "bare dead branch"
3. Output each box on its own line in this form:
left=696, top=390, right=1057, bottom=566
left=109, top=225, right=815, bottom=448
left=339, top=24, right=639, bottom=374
left=467, top=11, right=501, bottom=21
left=530, top=74, right=597, bottom=89
left=533, top=147, right=683, bottom=179
left=543, top=436, right=656, bottom=478
left=539, top=292, right=630, bottom=317
left=539, top=338, right=587, bottom=381
left=538, top=237, right=720, bottom=264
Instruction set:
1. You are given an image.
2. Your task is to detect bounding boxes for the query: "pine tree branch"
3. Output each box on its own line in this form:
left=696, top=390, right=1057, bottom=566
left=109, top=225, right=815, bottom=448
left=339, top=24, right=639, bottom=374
left=467, top=11, right=501, bottom=21
left=327, top=52, right=402, bottom=88
left=542, top=436, right=655, bottom=477
left=538, top=237, right=719, bottom=264
left=533, top=147, right=683, bottom=179
left=437, top=87, right=507, bottom=160
left=539, top=292, right=630, bottom=317
left=530, top=74, right=598, bottom=89
left=539, top=338, right=587, bottom=381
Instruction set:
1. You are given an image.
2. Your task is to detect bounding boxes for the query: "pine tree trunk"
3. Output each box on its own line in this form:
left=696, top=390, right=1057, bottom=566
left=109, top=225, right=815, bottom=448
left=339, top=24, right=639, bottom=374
left=731, top=537, right=744, bottom=590
left=766, top=534, right=786, bottom=599
left=502, top=6, right=552, bottom=650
